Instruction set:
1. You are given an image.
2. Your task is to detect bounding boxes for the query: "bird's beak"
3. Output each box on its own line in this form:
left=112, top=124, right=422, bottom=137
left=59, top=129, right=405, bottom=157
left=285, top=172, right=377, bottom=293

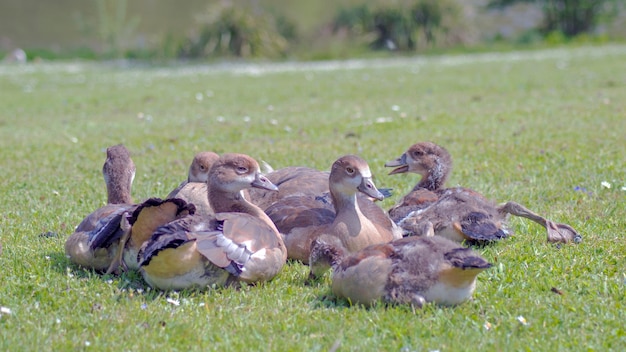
left=384, top=153, right=409, bottom=175
left=357, top=177, right=384, bottom=201
left=252, top=173, right=278, bottom=191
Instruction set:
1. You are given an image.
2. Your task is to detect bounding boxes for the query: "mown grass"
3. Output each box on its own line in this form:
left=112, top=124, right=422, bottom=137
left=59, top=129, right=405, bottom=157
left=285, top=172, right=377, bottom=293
left=0, top=45, right=625, bottom=351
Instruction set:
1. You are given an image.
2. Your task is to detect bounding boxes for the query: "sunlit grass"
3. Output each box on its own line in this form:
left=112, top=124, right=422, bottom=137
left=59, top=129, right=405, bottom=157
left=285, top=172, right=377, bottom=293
left=0, top=45, right=625, bottom=351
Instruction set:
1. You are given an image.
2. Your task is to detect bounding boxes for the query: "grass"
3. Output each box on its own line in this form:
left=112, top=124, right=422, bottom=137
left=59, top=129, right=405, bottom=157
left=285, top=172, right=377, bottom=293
left=0, top=44, right=625, bottom=351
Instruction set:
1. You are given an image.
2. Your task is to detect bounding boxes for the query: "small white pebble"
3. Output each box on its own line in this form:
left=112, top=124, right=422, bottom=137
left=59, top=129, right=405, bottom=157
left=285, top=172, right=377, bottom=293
left=195, top=93, right=203, bottom=101
left=517, top=316, right=528, bottom=326
left=375, top=117, right=393, bottom=123
left=70, top=137, right=78, bottom=144
left=601, top=181, right=611, bottom=189
left=52, top=190, right=60, bottom=196
left=243, top=116, right=251, bottom=122
left=106, top=279, right=113, bottom=284
left=166, top=298, right=180, bottom=306
left=85, top=341, right=91, bottom=347
left=0, top=307, right=12, bottom=315
left=391, top=105, right=400, bottom=111
left=198, top=302, right=205, bottom=307
left=621, top=186, right=626, bottom=191
left=56, top=318, right=61, bottom=324
left=216, top=116, right=225, bottom=122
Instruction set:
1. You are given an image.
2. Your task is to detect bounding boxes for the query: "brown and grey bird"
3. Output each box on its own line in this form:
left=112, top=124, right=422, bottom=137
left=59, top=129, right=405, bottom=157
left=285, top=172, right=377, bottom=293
left=167, top=151, right=220, bottom=216
left=137, top=153, right=287, bottom=290
left=65, top=144, right=136, bottom=271
left=385, top=142, right=581, bottom=244
left=309, top=235, right=492, bottom=307
left=65, top=144, right=196, bottom=273
left=264, top=155, right=402, bottom=264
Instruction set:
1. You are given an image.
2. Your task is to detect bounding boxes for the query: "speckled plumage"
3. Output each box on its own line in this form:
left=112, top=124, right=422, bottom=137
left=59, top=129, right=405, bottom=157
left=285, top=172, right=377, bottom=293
left=386, top=142, right=581, bottom=244
left=310, top=235, right=492, bottom=307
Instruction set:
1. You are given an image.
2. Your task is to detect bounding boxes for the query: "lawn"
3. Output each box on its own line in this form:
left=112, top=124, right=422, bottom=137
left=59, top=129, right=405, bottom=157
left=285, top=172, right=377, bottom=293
left=0, top=45, right=625, bottom=351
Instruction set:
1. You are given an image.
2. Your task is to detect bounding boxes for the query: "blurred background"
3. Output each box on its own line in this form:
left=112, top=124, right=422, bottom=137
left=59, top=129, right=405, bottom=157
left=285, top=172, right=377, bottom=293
left=1, top=0, right=625, bottom=62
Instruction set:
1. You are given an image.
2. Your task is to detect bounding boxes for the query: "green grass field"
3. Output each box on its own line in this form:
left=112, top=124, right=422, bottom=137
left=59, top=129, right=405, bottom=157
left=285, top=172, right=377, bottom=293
left=0, top=45, right=625, bottom=351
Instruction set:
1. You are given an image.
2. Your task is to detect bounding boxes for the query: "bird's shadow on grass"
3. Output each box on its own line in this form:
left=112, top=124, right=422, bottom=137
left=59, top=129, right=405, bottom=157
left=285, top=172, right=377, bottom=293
left=46, top=249, right=251, bottom=302
left=46, top=250, right=151, bottom=291
left=304, top=275, right=356, bottom=310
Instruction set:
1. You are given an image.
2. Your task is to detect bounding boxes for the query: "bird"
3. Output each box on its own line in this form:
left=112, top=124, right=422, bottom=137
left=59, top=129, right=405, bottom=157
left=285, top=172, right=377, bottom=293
left=392, top=187, right=511, bottom=244
left=166, top=151, right=220, bottom=216
left=384, top=141, right=455, bottom=223
left=309, top=235, right=492, bottom=308
left=64, top=144, right=137, bottom=272
left=247, top=164, right=393, bottom=211
left=385, top=142, right=581, bottom=244
left=65, top=144, right=195, bottom=273
left=264, top=155, right=402, bottom=264
left=137, top=153, right=287, bottom=290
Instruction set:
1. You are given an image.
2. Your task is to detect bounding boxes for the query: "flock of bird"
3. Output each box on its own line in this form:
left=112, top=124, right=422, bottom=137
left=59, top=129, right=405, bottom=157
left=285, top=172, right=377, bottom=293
left=64, top=142, right=581, bottom=308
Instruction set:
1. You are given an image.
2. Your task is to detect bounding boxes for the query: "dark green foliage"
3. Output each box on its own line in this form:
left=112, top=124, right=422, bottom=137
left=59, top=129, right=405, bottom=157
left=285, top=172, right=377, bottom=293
left=489, top=0, right=622, bottom=37
left=331, top=0, right=467, bottom=52
left=178, top=1, right=293, bottom=59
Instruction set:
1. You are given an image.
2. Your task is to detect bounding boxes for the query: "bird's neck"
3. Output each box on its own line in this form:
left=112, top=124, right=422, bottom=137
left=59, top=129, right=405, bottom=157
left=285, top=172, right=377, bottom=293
left=414, top=162, right=450, bottom=191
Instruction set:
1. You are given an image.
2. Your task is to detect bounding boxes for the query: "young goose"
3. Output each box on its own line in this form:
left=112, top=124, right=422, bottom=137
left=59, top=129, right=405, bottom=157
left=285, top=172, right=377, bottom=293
left=65, top=144, right=136, bottom=271
left=384, top=141, right=451, bottom=222
left=394, top=187, right=511, bottom=244
left=137, top=153, right=287, bottom=290
left=264, top=155, right=402, bottom=264
left=65, top=145, right=196, bottom=273
left=385, top=142, right=581, bottom=244
left=167, top=151, right=220, bottom=216
left=309, top=235, right=492, bottom=307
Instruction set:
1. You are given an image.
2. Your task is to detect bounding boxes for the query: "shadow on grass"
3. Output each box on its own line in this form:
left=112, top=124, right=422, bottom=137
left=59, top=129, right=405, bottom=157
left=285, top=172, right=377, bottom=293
left=45, top=250, right=149, bottom=288
left=46, top=248, right=256, bottom=302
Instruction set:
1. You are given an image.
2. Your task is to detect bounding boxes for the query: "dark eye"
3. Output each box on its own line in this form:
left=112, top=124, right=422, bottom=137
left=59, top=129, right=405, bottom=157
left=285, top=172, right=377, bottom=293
left=346, top=167, right=354, bottom=174
left=200, top=165, right=207, bottom=171
left=413, top=151, right=422, bottom=157
left=237, top=166, right=248, bottom=173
